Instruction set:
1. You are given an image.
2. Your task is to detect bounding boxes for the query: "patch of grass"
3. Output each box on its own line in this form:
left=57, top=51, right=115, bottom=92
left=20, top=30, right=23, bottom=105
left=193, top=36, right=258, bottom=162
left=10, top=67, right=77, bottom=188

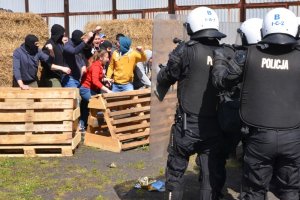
left=128, top=160, right=145, bottom=170
left=95, top=195, right=105, bottom=200
left=158, top=167, right=165, bottom=176
left=137, top=145, right=149, bottom=151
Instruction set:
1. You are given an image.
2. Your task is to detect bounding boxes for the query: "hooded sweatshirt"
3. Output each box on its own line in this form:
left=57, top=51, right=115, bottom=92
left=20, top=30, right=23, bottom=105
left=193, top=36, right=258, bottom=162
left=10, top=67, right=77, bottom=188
left=106, top=36, right=147, bottom=84
left=41, top=24, right=65, bottom=80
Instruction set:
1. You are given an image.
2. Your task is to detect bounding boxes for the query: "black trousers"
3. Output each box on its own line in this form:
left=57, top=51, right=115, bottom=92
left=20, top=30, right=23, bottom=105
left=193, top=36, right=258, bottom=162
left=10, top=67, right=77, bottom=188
left=165, top=108, right=221, bottom=200
left=241, top=128, right=300, bottom=200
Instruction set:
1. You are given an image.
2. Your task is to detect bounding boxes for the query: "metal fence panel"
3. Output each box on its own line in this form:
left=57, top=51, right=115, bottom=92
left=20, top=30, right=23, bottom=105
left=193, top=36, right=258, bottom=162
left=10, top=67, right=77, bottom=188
left=176, top=0, right=239, bottom=6
left=69, top=0, right=112, bottom=12
left=117, top=13, right=142, bottom=19
left=69, top=15, right=112, bottom=35
left=0, top=0, right=25, bottom=12
left=145, top=11, right=168, bottom=19
left=246, top=0, right=298, bottom=3
left=117, top=0, right=168, bottom=10
left=29, top=0, right=63, bottom=13
left=176, top=8, right=240, bottom=22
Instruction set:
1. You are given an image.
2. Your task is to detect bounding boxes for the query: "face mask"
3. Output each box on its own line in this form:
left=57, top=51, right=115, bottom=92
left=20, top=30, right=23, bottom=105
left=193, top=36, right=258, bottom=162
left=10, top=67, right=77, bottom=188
left=25, top=34, right=39, bottom=55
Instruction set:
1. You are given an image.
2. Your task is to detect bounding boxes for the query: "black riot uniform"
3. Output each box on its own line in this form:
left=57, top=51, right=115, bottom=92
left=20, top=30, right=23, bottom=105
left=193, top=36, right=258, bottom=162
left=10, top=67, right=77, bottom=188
left=240, top=44, right=300, bottom=200
left=211, top=44, right=245, bottom=196
left=214, top=41, right=300, bottom=199
left=157, top=37, right=224, bottom=200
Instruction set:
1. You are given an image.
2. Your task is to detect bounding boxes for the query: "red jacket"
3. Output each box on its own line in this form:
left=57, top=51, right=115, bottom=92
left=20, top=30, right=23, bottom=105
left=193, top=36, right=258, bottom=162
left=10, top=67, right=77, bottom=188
left=81, top=60, right=104, bottom=92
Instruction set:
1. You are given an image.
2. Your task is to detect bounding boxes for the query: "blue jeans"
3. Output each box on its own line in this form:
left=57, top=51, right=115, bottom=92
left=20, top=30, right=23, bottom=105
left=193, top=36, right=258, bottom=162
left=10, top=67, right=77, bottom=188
left=79, top=86, right=97, bottom=130
left=61, top=76, right=80, bottom=88
left=112, top=82, right=134, bottom=92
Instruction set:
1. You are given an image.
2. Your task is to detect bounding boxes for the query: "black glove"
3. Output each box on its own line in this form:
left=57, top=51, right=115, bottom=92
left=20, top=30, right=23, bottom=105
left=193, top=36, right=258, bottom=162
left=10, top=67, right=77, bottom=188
left=212, top=64, right=228, bottom=88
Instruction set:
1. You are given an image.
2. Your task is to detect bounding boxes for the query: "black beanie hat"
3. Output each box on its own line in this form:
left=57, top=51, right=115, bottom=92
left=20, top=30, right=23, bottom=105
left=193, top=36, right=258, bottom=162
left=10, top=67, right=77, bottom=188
left=71, top=30, right=84, bottom=45
left=51, top=24, right=65, bottom=43
left=100, top=40, right=113, bottom=50
left=25, top=34, right=39, bottom=55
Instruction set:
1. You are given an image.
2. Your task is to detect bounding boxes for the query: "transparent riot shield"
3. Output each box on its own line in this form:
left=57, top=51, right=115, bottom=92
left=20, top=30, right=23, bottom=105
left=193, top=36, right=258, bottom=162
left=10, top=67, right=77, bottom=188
left=149, top=15, right=241, bottom=159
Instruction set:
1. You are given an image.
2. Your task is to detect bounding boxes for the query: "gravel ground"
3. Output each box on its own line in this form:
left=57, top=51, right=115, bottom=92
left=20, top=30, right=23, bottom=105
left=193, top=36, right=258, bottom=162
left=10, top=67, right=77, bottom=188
left=52, top=145, right=279, bottom=200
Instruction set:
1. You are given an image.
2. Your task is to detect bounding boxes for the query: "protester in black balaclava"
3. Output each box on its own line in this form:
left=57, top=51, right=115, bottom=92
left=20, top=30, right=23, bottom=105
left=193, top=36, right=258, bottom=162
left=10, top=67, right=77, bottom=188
left=13, top=34, right=54, bottom=89
left=40, top=24, right=71, bottom=87
left=71, top=30, right=84, bottom=46
left=62, top=29, right=92, bottom=88
left=24, top=34, right=39, bottom=55
left=50, top=24, right=65, bottom=44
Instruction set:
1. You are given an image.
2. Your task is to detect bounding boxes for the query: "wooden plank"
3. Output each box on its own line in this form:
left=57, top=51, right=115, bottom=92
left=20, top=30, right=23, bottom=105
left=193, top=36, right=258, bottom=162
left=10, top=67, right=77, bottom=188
left=88, top=95, right=106, bottom=110
left=84, top=132, right=121, bottom=153
left=0, top=132, right=73, bottom=144
left=103, top=89, right=150, bottom=98
left=0, top=109, right=75, bottom=122
left=0, top=145, right=75, bottom=157
left=0, top=88, right=79, bottom=99
left=87, top=116, right=99, bottom=128
left=72, top=107, right=80, bottom=120
left=106, top=97, right=150, bottom=108
left=72, top=131, right=81, bottom=150
left=109, top=106, right=150, bottom=117
left=0, top=121, right=73, bottom=132
left=121, top=138, right=149, bottom=150
left=61, top=147, right=73, bottom=156
left=112, top=114, right=150, bottom=125
left=114, top=122, right=150, bottom=133
left=117, top=130, right=149, bottom=141
left=0, top=99, right=75, bottom=109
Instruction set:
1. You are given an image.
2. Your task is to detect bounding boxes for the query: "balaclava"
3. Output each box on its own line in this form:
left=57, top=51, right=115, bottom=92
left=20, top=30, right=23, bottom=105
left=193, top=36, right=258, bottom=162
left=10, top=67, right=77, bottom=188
left=25, top=34, right=39, bottom=55
left=71, top=30, right=84, bottom=46
left=51, top=24, right=65, bottom=44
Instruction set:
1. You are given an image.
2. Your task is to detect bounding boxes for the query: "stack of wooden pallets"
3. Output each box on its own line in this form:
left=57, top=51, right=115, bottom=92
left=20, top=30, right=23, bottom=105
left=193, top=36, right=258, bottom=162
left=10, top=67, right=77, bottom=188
left=84, top=89, right=151, bottom=152
left=0, top=88, right=81, bottom=157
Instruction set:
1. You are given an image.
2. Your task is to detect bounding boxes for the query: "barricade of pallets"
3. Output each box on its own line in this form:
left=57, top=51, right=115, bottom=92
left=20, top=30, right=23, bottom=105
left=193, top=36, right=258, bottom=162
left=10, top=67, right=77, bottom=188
left=84, top=89, right=151, bottom=152
left=0, top=88, right=81, bottom=157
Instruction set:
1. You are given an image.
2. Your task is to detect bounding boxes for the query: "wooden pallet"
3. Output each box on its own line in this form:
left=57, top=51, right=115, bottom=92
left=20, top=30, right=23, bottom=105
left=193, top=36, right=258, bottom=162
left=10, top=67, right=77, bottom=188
left=84, top=89, right=151, bottom=152
left=0, top=88, right=81, bottom=157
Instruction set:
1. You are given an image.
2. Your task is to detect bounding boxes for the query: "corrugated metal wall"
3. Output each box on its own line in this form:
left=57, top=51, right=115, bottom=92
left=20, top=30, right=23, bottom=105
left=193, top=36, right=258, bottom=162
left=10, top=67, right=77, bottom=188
left=176, top=0, right=239, bottom=6
left=176, top=8, right=240, bottom=22
left=29, top=0, right=63, bottom=13
left=69, top=0, right=112, bottom=12
left=246, top=0, right=298, bottom=3
left=117, top=0, right=168, bottom=10
left=69, top=15, right=112, bottom=34
left=0, top=0, right=299, bottom=36
left=0, top=0, right=25, bottom=12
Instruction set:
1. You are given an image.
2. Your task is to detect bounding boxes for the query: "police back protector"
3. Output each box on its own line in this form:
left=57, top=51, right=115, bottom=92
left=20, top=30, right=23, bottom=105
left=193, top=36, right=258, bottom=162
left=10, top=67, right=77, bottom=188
left=240, top=45, right=300, bottom=129
left=178, top=41, right=219, bottom=116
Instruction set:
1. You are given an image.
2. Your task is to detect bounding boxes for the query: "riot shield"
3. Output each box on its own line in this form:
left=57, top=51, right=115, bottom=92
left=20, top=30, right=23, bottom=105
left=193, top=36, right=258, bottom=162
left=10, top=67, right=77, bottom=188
left=149, top=14, right=187, bottom=159
left=149, top=15, right=241, bottom=159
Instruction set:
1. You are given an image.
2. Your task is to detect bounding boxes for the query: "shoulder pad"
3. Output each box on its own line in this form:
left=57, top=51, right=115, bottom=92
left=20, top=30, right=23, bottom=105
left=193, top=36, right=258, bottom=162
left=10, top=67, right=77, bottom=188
left=294, top=44, right=300, bottom=51
left=232, top=44, right=247, bottom=50
left=186, top=40, right=199, bottom=46
left=221, top=43, right=234, bottom=49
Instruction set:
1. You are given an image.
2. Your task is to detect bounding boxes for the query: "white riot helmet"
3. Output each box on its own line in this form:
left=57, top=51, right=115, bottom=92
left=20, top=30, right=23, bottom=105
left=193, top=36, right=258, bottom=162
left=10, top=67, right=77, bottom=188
left=185, top=6, right=226, bottom=40
left=260, top=8, right=298, bottom=45
left=238, top=18, right=263, bottom=45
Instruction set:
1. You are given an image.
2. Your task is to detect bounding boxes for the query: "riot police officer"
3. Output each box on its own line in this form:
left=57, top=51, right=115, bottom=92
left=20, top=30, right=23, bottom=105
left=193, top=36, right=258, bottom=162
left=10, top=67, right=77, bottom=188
left=211, top=18, right=263, bottom=197
left=213, top=8, right=300, bottom=199
left=156, top=7, right=226, bottom=200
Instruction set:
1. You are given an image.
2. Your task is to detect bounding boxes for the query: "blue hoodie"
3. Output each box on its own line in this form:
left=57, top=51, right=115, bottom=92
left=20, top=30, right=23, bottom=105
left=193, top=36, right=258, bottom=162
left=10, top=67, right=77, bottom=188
left=119, top=36, right=132, bottom=55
